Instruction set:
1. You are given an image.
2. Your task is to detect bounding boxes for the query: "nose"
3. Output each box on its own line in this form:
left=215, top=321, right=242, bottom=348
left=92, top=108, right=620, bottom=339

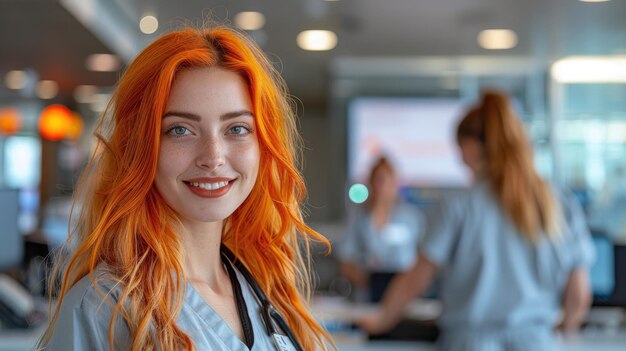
left=196, top=136, right=225, bottom=171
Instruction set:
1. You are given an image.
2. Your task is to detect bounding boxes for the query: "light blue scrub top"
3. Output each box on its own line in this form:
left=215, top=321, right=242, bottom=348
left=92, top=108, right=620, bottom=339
left=421, top=181, right=595, bottom=351
left=45, top=266, right=290, bottom=350
left=337, top=203, right=424, bottom=272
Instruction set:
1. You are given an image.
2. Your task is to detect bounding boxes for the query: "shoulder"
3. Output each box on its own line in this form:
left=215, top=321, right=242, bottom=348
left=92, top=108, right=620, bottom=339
left=438, top=183, right=484, bottom=211
left=345, top=204, right=370, bottom=225
left=349, top=204, right=369, bottom=217
left=428, top=182, right=498, bottom=226
left=47, top=266, right=129, bottom=350
left=58, top=266, right=124, bottom=319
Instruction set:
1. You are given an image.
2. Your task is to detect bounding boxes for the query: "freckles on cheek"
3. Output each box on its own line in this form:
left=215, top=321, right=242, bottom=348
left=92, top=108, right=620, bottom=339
left=157, top=148, right=182, bottom=179
left=160, top=145, right=185, bottom=163
left=233, top=142, right=260, bottom=159
left=244, top=148, right=261, bottom=171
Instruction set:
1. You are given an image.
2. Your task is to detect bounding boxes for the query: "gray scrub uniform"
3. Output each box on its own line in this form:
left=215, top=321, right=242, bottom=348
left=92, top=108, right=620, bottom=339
left=421, top=181, right=594, bottom=351
left=337, top=203, right=424, bottom=272
left=45, top=265, right=294, bottom=350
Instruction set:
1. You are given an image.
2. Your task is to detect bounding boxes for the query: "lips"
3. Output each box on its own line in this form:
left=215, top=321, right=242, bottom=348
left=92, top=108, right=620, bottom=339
left=183, top=177, right=235, bottom=198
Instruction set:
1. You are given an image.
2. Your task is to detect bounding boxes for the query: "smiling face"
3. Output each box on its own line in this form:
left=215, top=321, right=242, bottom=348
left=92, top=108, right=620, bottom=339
left=154, top=66, right=260, bottom=227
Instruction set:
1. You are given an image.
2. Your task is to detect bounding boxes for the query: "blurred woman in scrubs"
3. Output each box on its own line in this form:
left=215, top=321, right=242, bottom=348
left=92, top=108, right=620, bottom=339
left=336, top=157, right=423, bottom=301
left=360, top=91, right=594, bottom=351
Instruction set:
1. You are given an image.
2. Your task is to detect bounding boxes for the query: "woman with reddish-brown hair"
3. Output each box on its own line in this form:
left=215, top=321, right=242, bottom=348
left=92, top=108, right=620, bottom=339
left=336, top=156, right=424, bottom=302
left=360, top=91, right=594, bottom=350
left=37, top=26, right=333, bottom=351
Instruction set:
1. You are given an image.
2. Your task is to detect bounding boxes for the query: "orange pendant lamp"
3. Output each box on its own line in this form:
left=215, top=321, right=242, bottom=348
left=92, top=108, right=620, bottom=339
left=0, top=107, right=21, bottom=135
left=39, top=104, right=72, bottom=141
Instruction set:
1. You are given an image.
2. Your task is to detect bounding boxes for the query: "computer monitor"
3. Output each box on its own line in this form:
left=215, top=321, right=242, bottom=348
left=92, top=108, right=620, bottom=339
left=590, top=234, right=614, bottom=297
left=591, top=234, right=626, bottom=307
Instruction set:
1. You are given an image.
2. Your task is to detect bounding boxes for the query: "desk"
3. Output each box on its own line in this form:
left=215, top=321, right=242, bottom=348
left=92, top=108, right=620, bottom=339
left=1, top=301, right=625, bottom=351
left=312, top=296, right=626, bottom=351
left=1, top=326, right=625, bottom=351
left=329, top=329, right=626, bottom=351
left=312, top=295, right=441, bottom=323
left=557, top=330, right=626, bottom=351
left=339, top=341, right=435, bottom=351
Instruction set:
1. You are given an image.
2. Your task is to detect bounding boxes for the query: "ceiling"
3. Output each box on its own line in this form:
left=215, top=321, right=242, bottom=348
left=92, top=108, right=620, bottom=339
left=1, top=0, right=625, bottom=110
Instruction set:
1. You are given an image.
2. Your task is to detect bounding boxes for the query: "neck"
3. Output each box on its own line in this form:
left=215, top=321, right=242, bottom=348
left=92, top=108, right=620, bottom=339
left=180, top=220, right=225, bottom=288
left=372, top=195, right=395, bottom=209
left=472, top=165, right=487, bottom=182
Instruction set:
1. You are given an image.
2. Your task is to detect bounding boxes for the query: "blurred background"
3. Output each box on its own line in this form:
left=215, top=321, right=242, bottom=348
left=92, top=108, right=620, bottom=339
left=1, top=0, right=626, bottom=350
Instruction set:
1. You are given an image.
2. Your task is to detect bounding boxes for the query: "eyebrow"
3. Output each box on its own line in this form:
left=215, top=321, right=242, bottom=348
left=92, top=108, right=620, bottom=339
left=162, top=110, right=254, bottom=121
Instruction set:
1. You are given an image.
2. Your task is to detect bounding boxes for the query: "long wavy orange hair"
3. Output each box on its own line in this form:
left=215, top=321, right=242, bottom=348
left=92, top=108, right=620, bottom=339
left=39, top=27, right=333, bottom=350
left=456, top=91, right=560, bottom=242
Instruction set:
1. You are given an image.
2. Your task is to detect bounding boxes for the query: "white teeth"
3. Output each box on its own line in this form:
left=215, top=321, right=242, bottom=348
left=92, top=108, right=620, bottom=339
left=189, top=181, right=229, bottom=190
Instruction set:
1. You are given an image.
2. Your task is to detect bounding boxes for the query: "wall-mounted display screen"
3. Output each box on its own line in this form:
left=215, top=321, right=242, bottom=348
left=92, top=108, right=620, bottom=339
left=348, top=97, right=471, bottom=187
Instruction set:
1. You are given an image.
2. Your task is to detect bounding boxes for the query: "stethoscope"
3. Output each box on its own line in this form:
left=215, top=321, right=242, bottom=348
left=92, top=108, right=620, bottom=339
left=220, top=247, right=304, bottom=351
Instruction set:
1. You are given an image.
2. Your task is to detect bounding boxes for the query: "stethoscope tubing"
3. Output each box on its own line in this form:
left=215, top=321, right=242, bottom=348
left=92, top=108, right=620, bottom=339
left=221, top=247, right=305, bottom=351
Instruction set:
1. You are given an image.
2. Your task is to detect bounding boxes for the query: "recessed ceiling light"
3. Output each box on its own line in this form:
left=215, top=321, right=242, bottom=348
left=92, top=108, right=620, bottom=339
left=551, top=56, right=626, bottom=83
left=86, top=54, right=121, bottom=72
left=5, top=70, right=27, bottom=90
left=297, top=30, right=338, bottom=51
left=477, top=29, right=518, bottom=50
left=139, top=15, right=159, bottom=34
left=234, top=12, right=266, bottom=31
left=578, top=0, right=611, bottom=3
left=73, top=85, right=98, bottom=103
left=36, top=80, right=59, bottom=99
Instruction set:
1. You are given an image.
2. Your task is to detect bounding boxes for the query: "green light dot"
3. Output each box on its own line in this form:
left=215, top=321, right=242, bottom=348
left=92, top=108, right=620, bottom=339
left=348, top=183, right=369, bottom=204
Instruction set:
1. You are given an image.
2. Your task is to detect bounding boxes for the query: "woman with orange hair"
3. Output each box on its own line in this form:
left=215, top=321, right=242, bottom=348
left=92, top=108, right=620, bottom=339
left=360, top=91, right=594, bottom=350
left=38, top=26, right=332, bottom=351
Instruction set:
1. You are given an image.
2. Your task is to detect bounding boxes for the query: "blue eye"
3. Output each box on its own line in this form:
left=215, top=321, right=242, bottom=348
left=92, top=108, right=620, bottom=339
left=228, top=125, right=251, bottom=136
left=167, top=126, right=190, bottom=137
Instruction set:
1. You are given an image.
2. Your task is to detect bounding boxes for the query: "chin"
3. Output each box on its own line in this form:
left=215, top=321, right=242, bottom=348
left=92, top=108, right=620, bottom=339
left=194, top=212, right=234, bottom=223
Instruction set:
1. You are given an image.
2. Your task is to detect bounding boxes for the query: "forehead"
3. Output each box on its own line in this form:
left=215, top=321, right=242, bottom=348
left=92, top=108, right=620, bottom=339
left=165, top=66, right=251, bottom=114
